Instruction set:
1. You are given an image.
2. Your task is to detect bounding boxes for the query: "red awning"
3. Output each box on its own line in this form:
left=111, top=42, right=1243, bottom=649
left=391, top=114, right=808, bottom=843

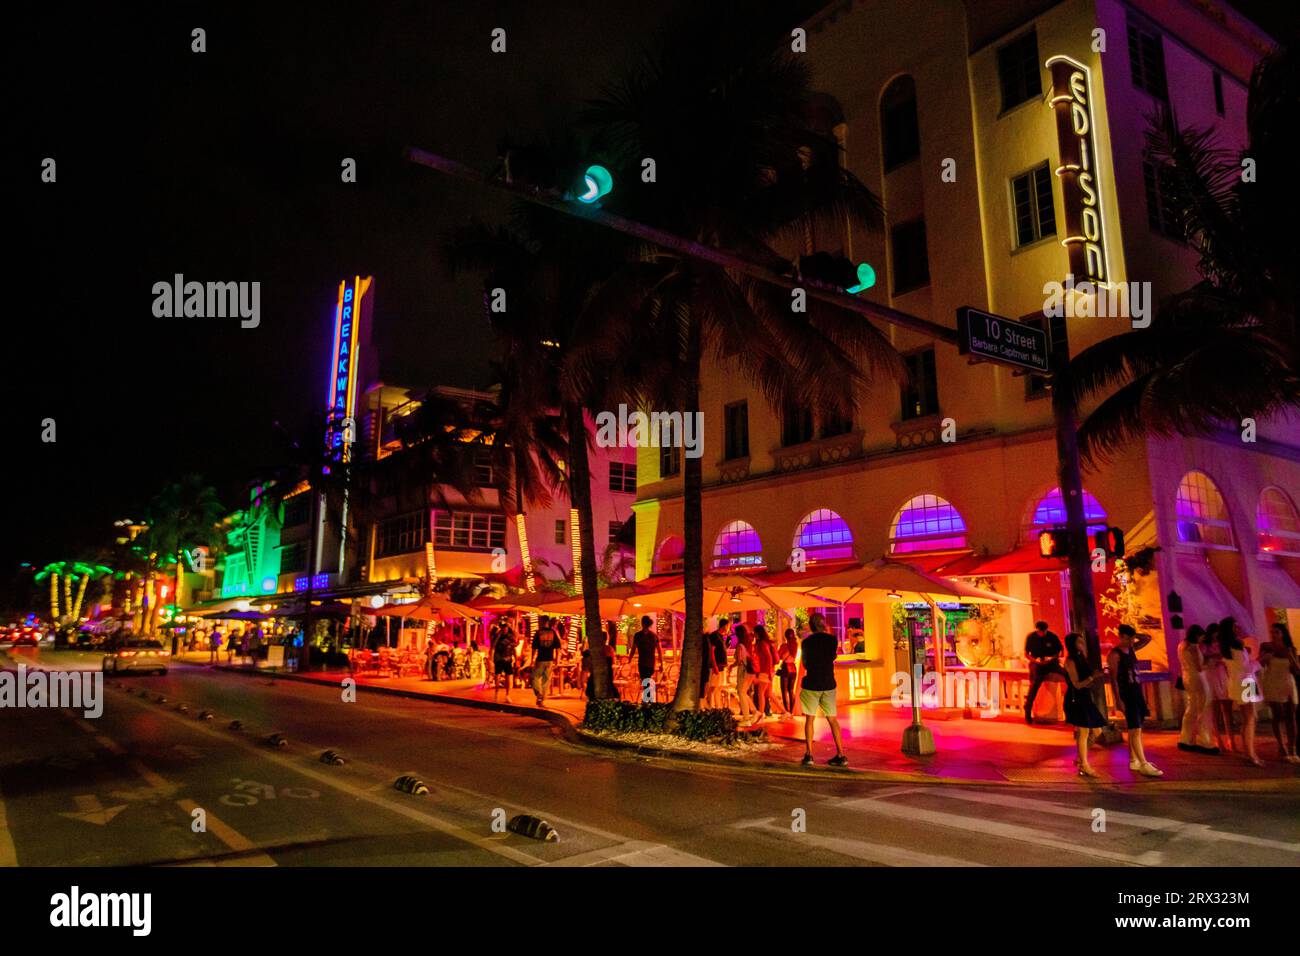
left=959, top=544, right=1067, bottom=577
left=757, top=560, right=858, bottom=587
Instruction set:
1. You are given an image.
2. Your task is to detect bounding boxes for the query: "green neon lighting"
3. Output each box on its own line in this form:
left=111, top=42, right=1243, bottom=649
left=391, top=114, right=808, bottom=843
left=846, top=262, right=876, bottom=294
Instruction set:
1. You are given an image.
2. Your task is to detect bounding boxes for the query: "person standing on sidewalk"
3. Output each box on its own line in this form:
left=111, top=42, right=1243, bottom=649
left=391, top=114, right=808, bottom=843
left=734, top=625, right=758, bottom=724
left=1260, top=622, right=1299, bottom=763
left=492, top=620, right=518, bottom=702
left=1063, top=633, right=1107, bottom=777
left=530, top=616, right=561, bottom=706
left=628, top=616, right=661, bottom=700
left=1109, top=624, right=1161, bottom=777
left=1219, top=617, right=1264, bottom=767
left=1177, top=625, right=1219, bottom=755
left=779, top=628, right=799, bottom=715
left=752, top=624, right=784, bottom=720
left=799, top=613, right=846, bottom=767
left=209, top=627, right=223, bottom=665
left=1023, top=620, right=1065, bottom=725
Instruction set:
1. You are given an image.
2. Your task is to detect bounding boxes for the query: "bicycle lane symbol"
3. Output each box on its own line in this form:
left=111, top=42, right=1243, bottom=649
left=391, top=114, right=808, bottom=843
left=219, top=778, right=320, bottom=808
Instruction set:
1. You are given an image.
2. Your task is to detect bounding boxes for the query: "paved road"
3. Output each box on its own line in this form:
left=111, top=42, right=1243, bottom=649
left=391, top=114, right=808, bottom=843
left=2, top=648, right=1298, bottom=867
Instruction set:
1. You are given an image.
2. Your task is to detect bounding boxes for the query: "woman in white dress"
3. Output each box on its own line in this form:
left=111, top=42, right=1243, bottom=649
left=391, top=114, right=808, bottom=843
left=1218, top=618, right=1263, bottom=766
left=1260, top=622, right=1300, bottom=763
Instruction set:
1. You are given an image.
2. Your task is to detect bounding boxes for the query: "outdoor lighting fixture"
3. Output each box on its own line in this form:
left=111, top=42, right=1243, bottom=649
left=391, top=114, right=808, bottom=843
left=236, top=600, right=251, bottom=612
left=577, top=164, right=613, bottom=204
left=846, top=262, right=877, bottom=293
left=370, top=595, right=385, bottom=609
left=261, top=577, right=277, bottom=593
left=887, top=590, right=902, bottom=600
left=729, top=589, right=743, bottom=604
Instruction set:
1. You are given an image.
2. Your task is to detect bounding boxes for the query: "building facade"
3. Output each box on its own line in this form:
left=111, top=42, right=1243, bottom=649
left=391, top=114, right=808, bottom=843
left=632, top=0, right=1300, bottom=696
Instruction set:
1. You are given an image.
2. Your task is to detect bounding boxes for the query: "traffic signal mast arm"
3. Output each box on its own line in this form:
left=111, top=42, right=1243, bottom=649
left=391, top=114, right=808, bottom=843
left=405, top=146, right=955, bottom=344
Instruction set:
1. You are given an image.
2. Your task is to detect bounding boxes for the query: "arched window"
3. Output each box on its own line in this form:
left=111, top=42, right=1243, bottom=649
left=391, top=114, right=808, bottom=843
left=1257, top=487, right=1300, bottom=556
left=792, top=509, right=855, bottom=563
left=890, top=494, right=968, bottom=554
left=653, top=535, right=684, bottom=574
left=712, top=521, right=764, bottom=570
left=881, top=75, right=920, bottom=171
left=1029, top=486, right=1108, bottom=531
left=1175, top=471, right=1235, bottom=548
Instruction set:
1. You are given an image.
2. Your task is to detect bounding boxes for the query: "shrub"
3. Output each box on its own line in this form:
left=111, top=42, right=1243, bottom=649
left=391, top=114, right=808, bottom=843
left=673, top=708, right=739, bottom=744
left=582, top=700, right=671, bottom=734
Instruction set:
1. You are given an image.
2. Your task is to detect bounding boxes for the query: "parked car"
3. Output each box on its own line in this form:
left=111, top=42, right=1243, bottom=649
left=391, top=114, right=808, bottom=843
left=102, top=639, right=170, bottom=675
left=9, top=625, right=42, bottom=647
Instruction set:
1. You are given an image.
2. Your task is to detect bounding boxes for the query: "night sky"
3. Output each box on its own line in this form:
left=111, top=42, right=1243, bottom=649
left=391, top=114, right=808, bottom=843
left=7, top=0, right=1290, bottom=609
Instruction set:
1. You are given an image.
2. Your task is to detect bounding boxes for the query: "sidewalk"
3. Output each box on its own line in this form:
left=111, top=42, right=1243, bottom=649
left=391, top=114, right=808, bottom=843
left=205, top=659, right=1300, bottom=790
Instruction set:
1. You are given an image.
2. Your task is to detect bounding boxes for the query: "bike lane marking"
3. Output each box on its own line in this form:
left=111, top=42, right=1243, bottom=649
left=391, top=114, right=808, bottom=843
left=104, top=692, right=545, bottom=866
left=73, top=716, right=277, bottom=866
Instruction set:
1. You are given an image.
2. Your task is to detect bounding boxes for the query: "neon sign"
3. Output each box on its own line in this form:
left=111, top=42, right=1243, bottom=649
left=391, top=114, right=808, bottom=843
left=326, top=276, right=373, bottom=461
left=1046, top=55, right=1110, bottom=287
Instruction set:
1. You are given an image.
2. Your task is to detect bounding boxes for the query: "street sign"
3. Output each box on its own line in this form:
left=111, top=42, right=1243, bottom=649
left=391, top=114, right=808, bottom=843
left=956, top=307, right=1050, bottom=374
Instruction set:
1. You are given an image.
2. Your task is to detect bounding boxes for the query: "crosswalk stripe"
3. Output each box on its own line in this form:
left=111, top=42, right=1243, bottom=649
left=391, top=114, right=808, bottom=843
left=827, top=796, right=1162, bottom=865
left=544, top=840, right=723, bottom=867
left=924, top=787, right=1300, bottom=855
left=734, top=818, right=984, bottom=866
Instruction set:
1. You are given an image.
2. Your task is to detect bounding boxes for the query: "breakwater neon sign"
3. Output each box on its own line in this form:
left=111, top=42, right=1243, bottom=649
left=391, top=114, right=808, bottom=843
left=326, top=276, right=373, bottom=460
left=1046, top=55, right=1110, bottom=286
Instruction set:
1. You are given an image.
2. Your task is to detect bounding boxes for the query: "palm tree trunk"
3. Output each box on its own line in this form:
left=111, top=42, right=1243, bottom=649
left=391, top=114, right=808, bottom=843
left=71, top=574, right=90, bottom=621
left=566, top=402, right=614, bottom=699
left=671, top=317, right=705, bottom=713
left=49, top=573, right=60, bottom=623
left=62, top=572, right=72, bottom=623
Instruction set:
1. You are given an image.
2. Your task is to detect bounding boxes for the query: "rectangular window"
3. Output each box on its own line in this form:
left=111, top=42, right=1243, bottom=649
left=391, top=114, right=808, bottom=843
left=1128, top=22, right=1168, bottom=100
left=997, top=29, right=1041, bottom=112
left=608, top=461, right=637, bottom=493
left=473, top=452, right=494, bottom=487
left=781, top=402, right=815, bottom=447
left=1212, top=70, right=1224, bottom=116
left=1143, top=160, right=1183, bottom=239
left=555, top=519, right=566, bottom=545
left=659, top=443, right=681, bottom=478
left=724, top=401, right=749, bottom=460
left=820, top=409, right=853, bottom=438
left=433, top=511, right=506, bottom=552
left=608, top=521, right=624, bottom=545
left=900, top=348, right=939, bottom=420
left=281, top=494, right=310, bottom=528
left=1011, top=162, right=1056, bottom=247
left=375, top=511, right=427, bottom=559
left=881, top=86, right=920, bottom=171
left=890, top=219, right=930, bottom=295
left=278, top=541, right=306, bottom=574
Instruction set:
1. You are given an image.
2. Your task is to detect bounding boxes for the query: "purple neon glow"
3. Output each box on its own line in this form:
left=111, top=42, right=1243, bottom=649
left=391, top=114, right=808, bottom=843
left=712, top=520, right=764, bottom=569
left=1175, top=471, right=1234, bottom=547
left=1032, top=486, right=1108, bottom=529
left=794, top=509, right=855, bottom=561
left=654, top=535, right=685, bottom=572
left=890, top=494, right=967, bottom=554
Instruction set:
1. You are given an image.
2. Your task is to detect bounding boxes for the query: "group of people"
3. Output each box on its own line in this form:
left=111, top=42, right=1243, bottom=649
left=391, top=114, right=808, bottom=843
left=487, top=615, right=592, bottom=707
left=699, top=612, right=847, bottom=767
left=1024, top=615, right=1300, bottom=778
left=1177, top=618, right=1299, bottom=766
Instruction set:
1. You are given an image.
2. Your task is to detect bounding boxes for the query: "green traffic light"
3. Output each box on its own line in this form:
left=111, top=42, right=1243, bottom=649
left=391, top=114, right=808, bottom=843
left=846, top=262, right=876, bottom=294
left=578, top=165, right=613, bottom=204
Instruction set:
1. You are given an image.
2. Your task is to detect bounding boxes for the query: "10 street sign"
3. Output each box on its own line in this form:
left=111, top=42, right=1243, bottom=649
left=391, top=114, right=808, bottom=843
left=956, top=307, right=1050, bottom=374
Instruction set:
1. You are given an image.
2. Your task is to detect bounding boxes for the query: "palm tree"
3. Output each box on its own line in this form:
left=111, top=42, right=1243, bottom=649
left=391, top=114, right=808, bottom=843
left=442, top=147, right=638, bottom=699
left=142, top=476, right=224, bottom=632
left=69, top=562, right=112, bottom=621
left=579, top=6, right=900, bottom=711
left=1068, top=47, right=1300, bottom=462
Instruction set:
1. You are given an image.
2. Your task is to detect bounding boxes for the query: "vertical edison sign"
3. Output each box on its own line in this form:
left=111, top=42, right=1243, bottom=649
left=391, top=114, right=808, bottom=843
left=326, top=276, right=374, bottom=462
left=1046, top=56, right=1109, bottom=287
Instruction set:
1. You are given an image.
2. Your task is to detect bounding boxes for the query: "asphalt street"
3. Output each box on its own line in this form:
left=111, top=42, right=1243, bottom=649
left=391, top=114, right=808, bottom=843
left=2, top=648, right=1297, bottom=867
